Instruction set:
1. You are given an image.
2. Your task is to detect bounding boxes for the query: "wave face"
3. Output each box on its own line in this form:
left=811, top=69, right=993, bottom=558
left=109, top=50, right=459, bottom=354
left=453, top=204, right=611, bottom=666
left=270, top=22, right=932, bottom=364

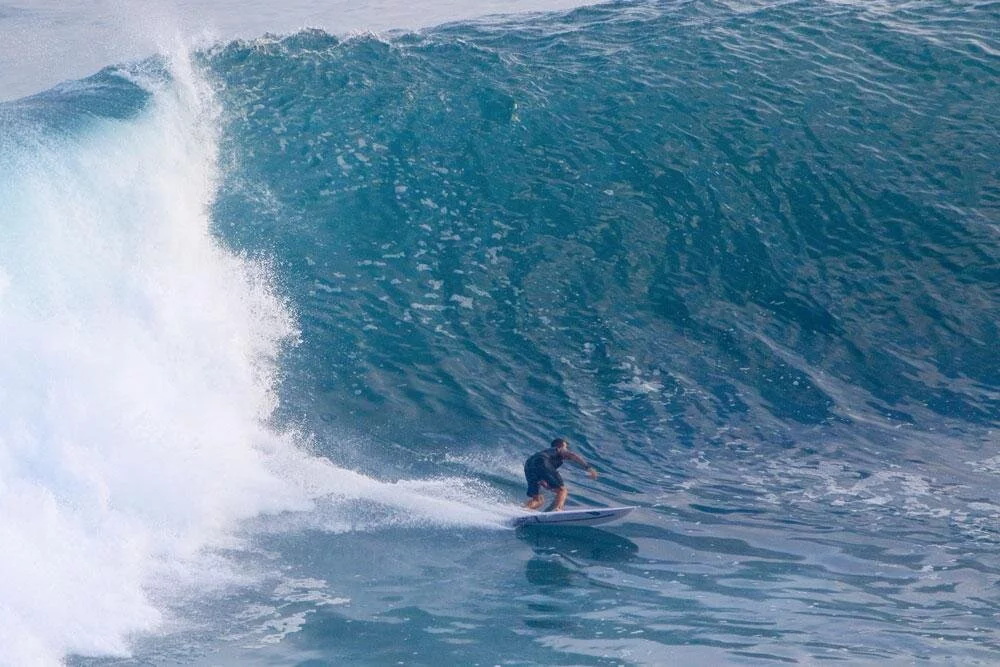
left=208, top=3, right=998, bottom=448
left=2, top=0, right=999, bottom=664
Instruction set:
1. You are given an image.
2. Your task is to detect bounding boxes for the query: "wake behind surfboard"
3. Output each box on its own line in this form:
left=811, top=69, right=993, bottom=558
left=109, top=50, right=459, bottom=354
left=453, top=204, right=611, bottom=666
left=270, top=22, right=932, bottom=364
left=509, top=506, right=636, bottom=528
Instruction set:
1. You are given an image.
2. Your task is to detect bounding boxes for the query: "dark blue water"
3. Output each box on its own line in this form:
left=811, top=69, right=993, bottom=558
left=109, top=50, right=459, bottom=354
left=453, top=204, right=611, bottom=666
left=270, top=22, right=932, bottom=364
left=2, top=1, right=999, bottom=664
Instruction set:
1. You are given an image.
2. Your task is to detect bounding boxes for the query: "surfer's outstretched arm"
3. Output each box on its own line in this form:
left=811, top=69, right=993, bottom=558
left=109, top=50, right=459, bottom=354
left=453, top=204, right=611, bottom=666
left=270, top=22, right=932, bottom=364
left=563, top=450, right=598, bottom=479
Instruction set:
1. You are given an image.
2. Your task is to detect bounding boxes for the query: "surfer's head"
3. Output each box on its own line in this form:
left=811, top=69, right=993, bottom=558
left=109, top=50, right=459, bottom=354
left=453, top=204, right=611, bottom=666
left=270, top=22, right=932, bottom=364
left=551, top=438, right=569, bottom=450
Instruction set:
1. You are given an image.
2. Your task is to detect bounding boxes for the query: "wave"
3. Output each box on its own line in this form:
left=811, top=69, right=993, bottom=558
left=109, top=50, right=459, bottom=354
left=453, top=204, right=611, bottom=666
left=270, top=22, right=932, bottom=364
left=205, top=6, right=999, bottom=454
left=2, top=1, right=999, bottom=663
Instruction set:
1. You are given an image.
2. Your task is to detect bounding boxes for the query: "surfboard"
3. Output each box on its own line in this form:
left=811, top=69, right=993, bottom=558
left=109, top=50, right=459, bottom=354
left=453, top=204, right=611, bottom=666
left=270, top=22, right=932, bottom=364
left=509, top=506, right=636, bottom=528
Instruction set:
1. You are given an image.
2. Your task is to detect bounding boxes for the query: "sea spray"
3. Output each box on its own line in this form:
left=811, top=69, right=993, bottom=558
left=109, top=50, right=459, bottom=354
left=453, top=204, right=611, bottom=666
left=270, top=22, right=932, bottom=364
left=0, top=48, right=312, bottom=664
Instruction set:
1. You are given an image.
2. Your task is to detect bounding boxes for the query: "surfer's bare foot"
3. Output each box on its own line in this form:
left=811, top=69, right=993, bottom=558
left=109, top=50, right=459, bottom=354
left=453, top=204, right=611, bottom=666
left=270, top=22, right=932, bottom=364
left=524, top=495, right=545, bottom=511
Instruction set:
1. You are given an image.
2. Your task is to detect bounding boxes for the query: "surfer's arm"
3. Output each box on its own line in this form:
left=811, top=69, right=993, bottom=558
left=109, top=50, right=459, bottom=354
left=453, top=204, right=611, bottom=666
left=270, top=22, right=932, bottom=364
left=564, top=451, right=599, bottom=479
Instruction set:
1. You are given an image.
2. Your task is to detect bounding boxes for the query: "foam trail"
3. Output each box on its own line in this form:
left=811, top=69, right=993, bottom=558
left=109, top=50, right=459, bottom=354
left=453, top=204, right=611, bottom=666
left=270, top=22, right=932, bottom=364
left=0, top=48, right=314, bottom=665
left=257, top=460, right=521, bottom=534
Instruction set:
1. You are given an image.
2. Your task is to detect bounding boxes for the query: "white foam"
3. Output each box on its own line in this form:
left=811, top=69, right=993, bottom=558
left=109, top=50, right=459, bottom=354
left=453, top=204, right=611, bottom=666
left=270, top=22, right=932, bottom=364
left=0, top=46, right=314, bottom=665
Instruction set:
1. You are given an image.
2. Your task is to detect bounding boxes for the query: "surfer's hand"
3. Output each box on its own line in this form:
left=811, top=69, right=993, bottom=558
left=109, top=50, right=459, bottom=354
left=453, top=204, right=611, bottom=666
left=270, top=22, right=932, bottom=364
left=587, top=467, right=598, bottom=480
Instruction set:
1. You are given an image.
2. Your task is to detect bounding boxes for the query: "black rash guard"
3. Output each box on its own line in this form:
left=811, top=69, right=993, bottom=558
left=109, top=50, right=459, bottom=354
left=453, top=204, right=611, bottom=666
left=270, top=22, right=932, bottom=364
left=524, top=447, right=565, bottom=496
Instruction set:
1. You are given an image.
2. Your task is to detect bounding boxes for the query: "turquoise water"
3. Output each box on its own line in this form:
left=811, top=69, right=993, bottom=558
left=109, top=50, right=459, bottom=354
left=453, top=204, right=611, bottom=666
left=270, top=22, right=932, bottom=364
left=2, top=1, right=999, bottom=664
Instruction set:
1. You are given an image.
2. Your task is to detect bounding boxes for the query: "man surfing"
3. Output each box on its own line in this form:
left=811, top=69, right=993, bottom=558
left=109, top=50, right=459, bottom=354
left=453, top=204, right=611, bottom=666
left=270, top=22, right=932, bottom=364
left=523, top=438, right=598, bottom=512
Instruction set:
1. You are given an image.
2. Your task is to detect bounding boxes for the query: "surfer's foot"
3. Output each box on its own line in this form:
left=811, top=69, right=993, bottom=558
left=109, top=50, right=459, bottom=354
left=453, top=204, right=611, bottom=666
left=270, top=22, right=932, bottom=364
left=524, top=494, right=545, bottom=511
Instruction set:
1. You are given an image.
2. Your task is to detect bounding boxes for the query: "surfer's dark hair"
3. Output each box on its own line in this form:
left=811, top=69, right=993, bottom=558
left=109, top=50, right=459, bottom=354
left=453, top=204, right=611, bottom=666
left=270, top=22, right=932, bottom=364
left=551, top=438, right=569, bottom=448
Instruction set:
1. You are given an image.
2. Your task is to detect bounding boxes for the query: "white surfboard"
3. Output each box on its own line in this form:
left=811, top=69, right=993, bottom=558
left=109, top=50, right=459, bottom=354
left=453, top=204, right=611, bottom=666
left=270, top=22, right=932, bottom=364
left=509, top=506, right=636, bottom=528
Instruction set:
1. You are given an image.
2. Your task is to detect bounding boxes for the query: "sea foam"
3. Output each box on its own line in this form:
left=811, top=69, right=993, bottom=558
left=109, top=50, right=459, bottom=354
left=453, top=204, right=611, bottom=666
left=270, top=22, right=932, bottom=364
left=0, top=48, right=314, bottom=664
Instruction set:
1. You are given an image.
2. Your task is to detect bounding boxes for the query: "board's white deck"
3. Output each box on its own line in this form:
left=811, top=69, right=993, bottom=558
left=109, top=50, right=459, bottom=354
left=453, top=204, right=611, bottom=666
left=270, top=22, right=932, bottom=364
left=510, top=506, right=635, bottom=528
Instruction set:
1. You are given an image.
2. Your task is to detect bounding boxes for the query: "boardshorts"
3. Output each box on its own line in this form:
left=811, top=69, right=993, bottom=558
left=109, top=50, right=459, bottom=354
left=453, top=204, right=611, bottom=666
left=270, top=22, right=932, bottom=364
left=524, top=454, right=564, bottom=496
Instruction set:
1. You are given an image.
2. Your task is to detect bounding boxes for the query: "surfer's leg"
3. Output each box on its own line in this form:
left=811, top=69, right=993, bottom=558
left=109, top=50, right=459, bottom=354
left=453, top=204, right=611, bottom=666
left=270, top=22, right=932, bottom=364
left=524, top=467, right=543, bottom=510
left=540, top=468, right=565, bottom=511
left=524, top=474, right=547, bottom=510
left=544, top=486, right=568, bottom=512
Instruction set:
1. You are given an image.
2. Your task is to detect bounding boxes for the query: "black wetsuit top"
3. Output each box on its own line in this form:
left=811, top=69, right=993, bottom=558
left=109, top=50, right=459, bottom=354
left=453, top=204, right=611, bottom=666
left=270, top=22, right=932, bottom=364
left=524, top=447, right=565, bottom=496
left=527, top=448, right=564, bottom=470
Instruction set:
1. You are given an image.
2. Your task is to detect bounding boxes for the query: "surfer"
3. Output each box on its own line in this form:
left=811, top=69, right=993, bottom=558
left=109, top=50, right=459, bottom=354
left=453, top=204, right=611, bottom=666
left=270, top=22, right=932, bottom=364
left=523, top=438, right=598, bottom=512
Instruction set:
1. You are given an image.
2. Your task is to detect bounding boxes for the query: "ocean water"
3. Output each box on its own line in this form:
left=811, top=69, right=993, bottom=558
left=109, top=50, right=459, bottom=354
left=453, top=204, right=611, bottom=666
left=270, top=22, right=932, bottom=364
left=1, top=0, right=999, bottom=664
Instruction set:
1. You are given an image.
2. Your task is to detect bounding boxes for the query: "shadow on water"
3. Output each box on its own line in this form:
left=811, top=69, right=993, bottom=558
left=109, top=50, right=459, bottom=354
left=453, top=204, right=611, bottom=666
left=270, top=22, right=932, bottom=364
left=517, top=525, right=639, bottom=589
left=516, top=525, right=639, bottom=563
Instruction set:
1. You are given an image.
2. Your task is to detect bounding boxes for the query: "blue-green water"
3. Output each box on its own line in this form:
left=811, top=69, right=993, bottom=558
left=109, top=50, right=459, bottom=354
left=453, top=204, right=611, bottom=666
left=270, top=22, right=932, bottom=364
left=2, top=1, right=999, bottom=664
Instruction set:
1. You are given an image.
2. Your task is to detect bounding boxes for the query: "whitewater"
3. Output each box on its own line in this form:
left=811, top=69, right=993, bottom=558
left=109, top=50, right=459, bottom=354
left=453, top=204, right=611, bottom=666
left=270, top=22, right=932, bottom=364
left=1, top=0, right=999, bottom=665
